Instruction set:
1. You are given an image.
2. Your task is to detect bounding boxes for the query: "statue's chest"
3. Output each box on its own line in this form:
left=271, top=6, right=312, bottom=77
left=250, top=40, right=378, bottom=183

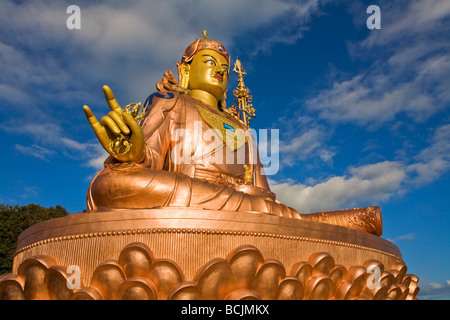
left=194, top=105, right=247, bottom=152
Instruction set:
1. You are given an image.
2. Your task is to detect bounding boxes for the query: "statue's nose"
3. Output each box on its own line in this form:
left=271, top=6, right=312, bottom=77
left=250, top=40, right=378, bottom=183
left=217, top=65, right=227, bottom=75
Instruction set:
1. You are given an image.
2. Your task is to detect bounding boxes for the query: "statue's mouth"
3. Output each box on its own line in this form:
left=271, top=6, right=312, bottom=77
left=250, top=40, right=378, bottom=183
left=213, top=74, right=223, bottom=82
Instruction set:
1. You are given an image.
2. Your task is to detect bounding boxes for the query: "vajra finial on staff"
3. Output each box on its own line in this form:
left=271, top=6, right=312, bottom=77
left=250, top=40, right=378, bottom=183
left=231, top=59, right=255, bottom=127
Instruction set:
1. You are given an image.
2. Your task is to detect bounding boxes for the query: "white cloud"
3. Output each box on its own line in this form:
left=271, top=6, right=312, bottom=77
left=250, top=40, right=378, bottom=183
left=269, top=161, right=406, bottom=213
left=360, top=0, right=450, bottom=49
left=268, top=0, right=450, bottom=213
left=2, top=120, right=107, bottom=169
left=0, top=0, right=325, bottom=109
left=87, top=148, right=109, bottom=170
left=386, top=233, right=415, bottom=243
left=14, top=144, right=55, bottom=161
left=280, top=126, right=335, bottom=167
left=271, top=114, right=336, bottom=169
left=0, top=84, right=31, bottom=105
left=2, top=122, right=62, bottom=144
left=305, top=0, right=450, bottom=127
left=407, top=124, right=450, bottom=185
left=269, top=122, right=450, bottom=213
left=305, top=65, right=443, bottom=126
left=419, top=280, right=450, bottom=300
left=0, top=0, right=326, bottom=174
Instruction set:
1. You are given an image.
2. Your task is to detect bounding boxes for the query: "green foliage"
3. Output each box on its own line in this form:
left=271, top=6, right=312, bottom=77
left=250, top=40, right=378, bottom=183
left=0, top=203, right=68, bottom=275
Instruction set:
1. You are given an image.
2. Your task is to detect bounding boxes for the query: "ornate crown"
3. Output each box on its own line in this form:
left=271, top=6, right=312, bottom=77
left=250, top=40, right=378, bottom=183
left=181, top=30, right=229, bottom=64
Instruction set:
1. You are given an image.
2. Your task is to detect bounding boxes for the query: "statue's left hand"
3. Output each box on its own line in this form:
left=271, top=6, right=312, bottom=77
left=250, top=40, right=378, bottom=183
left=83, top=85, right=145, bottom=163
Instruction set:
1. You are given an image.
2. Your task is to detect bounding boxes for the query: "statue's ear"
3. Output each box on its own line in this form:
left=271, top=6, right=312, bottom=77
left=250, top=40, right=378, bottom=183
left=177, top=62, right=190, bottom=89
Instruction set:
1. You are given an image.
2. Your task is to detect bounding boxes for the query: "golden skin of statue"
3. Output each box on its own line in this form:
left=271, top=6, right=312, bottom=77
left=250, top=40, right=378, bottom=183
left=83, top=88, right=145, bottom=163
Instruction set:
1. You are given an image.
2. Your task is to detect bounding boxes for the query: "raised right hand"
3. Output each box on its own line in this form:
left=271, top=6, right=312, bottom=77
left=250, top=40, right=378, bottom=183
left=83, top=85, right=145, bottom=163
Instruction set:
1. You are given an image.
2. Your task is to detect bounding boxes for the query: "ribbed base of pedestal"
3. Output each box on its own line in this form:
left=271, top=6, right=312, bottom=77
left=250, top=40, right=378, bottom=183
left=0, top=208, right=419, bottom=300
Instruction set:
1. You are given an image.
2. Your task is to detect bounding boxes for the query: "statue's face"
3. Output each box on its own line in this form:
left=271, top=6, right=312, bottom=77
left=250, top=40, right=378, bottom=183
left=187, top=49, right=229, bottom=100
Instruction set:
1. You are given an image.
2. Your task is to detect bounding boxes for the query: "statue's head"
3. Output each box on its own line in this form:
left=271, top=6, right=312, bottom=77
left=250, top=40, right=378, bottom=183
left=177, top=32, right=230, bottom=107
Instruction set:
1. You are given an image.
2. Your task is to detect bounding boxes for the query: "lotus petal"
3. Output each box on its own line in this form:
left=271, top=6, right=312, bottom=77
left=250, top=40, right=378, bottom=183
left=0, top=275, right=24, bottom=300
left=227, top=245, right=263, bottom=289
left=305, top=274, right=333, bottom=300
left=90, top=260, right=126, bottom=300
left=194, top=258, right=232, bottom=300
left=251, top=259, right=285, bottom=300
left=277, top=277, right=304, bottom=300
left=390, top=262, right=407, bottom=284
left=307, top=252, right=335, bottom=275
left=371, top=285, right=389, bottom=300
left=118, top=242, right=153, bottom=278
left=290, top=262, right=312, bottom=287
left=148, top=259, right=183, bottom=299
left=345, top=265, right=367, bottom=296
left=387, top=284, right=402, bottom=300
left=18, top=256, right=56, bottom=300
left=225, top=288, right=261, bottom=300
left=334, top=280, right=357, bottom=300
left=45, top=266, right=76, bottom=300
left=117, top=278, right=157, bottom=300
left=380, top=271, right=395, bottom=288
left=168, top=282, right=202, bottom=300
left=329, top=265, right=347, bottom=290
left=70, top=287, right=103, bottom=300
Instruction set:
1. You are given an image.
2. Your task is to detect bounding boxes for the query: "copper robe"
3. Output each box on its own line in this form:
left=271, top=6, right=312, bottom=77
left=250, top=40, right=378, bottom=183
left=87, top=91, right=300, bottom=219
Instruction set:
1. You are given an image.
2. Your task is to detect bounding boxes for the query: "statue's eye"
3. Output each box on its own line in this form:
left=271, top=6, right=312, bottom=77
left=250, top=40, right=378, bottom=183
left=205, top=60, right=216, bottom=66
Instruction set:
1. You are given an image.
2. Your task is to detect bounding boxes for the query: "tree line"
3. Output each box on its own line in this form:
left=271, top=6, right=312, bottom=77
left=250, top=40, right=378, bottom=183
left=0, top=203, right=68, bottom=275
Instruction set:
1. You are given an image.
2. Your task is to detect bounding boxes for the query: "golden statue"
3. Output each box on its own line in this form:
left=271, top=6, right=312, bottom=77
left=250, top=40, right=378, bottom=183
left=0, top=32, right=418, bottom=301
left=82, top=33, right=382, bottom=236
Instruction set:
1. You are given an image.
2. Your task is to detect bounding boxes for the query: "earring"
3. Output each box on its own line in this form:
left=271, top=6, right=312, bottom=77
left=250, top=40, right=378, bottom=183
left=220, top=89, right=227, bottom=110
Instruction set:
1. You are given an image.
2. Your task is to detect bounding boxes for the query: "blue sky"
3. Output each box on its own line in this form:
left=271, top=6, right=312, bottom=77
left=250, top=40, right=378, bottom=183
left=0, top=0, right=449, bottom=299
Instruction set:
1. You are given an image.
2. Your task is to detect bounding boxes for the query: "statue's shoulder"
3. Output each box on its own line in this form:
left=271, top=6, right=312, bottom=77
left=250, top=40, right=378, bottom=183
left=143, top=91, right=178, bottom=110
left=139, top=91, right=183, bottom=127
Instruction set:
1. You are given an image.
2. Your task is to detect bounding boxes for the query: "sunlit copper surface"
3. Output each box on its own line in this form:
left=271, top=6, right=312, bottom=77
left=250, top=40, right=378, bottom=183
left=0, top=209, right=418, bottom=300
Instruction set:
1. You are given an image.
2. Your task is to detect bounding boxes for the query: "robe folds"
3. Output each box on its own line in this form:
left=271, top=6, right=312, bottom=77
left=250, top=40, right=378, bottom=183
left=87, top=91, right=300, bottom=219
